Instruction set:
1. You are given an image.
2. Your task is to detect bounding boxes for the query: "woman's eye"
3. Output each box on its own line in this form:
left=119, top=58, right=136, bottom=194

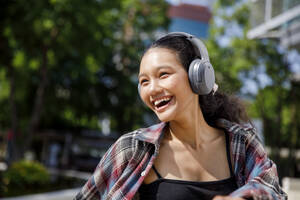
left=159, top=72, right=169, bottom=78
left=140, top=79, right=148, bottom=85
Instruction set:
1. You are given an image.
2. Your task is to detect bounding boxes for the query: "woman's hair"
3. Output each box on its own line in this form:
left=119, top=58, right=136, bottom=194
left=147, top=35, right=249, bottom=126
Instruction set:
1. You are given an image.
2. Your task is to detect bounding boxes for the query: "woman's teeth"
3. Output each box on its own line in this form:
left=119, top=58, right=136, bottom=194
left=154, top=97, right=171, bottom=107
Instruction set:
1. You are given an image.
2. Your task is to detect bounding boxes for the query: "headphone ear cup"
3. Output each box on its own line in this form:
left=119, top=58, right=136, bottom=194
left=188, top=59, right=215, bottom=95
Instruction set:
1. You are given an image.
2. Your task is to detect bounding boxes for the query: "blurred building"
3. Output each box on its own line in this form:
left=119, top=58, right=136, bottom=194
left=167, top=0, right=215, bottom=38
left=247, top=0, right=300, bottom=49
left=36, top=129, right=118, bottom=172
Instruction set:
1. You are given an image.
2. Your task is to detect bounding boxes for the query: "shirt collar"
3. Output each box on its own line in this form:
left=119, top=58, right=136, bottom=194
left=215, top=118, right=237, bottom=131
left=134, top=122, right=167, bottom=145
left=216, top=118, right=252, bottom=133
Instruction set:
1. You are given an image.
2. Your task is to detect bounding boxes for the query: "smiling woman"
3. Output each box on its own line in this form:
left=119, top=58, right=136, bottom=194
left=74, top=33, right=287, bottom=200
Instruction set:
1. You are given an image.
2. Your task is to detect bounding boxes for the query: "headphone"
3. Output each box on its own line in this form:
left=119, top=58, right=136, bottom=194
left=138, top=32, right=215, bottom=95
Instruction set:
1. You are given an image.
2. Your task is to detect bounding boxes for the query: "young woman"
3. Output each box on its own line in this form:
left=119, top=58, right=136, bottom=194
left=75, top=32, right=287, bottom=200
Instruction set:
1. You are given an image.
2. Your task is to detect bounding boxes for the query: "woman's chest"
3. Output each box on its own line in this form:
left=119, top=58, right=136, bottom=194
left=144, top=139, right=231, bottom=184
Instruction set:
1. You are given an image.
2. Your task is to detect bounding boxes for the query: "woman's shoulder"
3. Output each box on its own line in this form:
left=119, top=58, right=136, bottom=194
left=112, top=122, right=166, bottom=152
left=217, top=118, right=264, bottom=152
left=118, top=122, right=165, bottom=140
left=111, top=128, right=142, bottom=153
left=216, top=118, right=258, bottom=139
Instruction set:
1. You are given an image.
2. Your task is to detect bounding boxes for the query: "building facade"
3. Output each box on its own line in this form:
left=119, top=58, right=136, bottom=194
left=247, top=0, right=300, bottom=49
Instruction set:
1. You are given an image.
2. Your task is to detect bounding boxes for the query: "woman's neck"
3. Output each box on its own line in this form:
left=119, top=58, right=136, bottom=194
left=168, top=103, right=218, bottom=149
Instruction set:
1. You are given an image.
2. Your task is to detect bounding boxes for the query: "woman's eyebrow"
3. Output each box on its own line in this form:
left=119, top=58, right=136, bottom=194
left=138, top=73, right=146, bottom=79
left=138, top=66, right=173, bottom=79
left=157, top=66, right=172, bottom=70
left=138, top=66, right=172, bottom=77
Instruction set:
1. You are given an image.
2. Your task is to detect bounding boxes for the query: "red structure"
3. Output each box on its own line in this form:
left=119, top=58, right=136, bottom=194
left=168, top=3, right=212, bottom=23
left=167, top=3, right=212, bottom=38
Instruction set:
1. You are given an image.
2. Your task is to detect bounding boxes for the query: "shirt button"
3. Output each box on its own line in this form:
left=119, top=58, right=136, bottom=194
left=141, top=171, right=146, bottom=176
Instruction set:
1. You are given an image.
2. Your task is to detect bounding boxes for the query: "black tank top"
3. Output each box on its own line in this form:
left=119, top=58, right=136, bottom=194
left=138, top=133, right=238, bottom=200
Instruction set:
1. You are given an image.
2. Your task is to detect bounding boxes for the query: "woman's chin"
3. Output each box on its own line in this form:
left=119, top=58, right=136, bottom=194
left=155, top=110, right=176, bottom=122
left=157, top=117, right=170, bottom=122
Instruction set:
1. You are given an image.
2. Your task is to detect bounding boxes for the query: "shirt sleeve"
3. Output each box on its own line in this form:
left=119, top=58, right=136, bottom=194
left=74, top=136, right=130, bottom=200
left=230, top=128, right=288, bottom=200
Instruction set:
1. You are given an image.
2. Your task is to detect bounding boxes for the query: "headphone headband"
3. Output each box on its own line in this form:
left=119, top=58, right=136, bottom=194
left=164, top=32, right=210, bottom=62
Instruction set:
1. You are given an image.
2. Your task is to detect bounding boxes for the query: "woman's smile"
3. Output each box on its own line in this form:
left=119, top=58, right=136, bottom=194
left=152, top=95, right=174, bottom=112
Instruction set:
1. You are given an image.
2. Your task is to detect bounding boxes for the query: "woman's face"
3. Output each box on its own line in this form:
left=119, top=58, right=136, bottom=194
left=138, top=47, right=197, bottom=122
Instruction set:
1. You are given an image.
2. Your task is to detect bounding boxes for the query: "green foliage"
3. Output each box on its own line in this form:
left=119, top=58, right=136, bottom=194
left=210, top=0, right=300, bottom=178
left=0, top=0, right=169, bottom=160
left=0, top=0, right=169, bottom=129
left=208, top=0, right=298, bottom=153
left=2, top=160, right=50, bottom=196
left=206, top=3, right=258, bottom=93
left=0, top=69, right=9, bottom=100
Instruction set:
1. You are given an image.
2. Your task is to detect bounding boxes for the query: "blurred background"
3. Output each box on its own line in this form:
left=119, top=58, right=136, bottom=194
left=0, top=0, right=300, bottom=199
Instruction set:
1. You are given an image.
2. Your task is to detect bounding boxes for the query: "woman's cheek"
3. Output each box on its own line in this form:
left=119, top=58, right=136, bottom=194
left=140, top=91, right=152, bottom=109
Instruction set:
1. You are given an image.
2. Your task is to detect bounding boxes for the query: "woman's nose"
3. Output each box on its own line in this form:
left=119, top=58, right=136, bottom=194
left=149, top=80, right=162, bottom=95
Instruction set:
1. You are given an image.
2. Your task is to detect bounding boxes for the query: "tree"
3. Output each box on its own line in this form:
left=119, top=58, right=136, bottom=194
left=207, top=0, right=298, bottom=177
left=0, top=0, right=169, bottom=163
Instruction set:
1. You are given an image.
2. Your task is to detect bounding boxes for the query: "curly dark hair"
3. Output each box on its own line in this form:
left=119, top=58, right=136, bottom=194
left=147, top=34, right=249, bottom=126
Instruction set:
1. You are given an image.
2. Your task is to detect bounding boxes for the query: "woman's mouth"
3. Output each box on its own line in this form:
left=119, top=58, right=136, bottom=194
left=152, top=96, right=173, bottom=112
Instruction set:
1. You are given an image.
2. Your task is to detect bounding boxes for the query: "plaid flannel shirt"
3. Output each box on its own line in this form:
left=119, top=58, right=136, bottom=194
left=75, top=119, right=287, bottom=200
